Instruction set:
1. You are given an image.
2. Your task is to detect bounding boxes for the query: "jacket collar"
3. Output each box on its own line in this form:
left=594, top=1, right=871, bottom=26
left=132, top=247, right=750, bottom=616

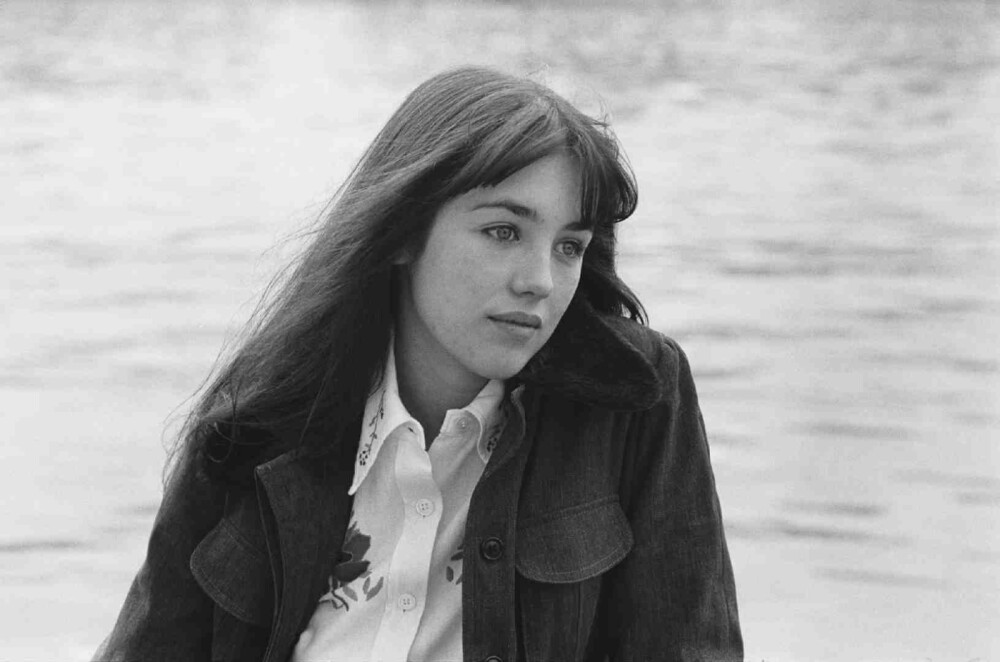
left=516, top=297, right=663, bottom=411
left=265, top=297, right=661, bottom=465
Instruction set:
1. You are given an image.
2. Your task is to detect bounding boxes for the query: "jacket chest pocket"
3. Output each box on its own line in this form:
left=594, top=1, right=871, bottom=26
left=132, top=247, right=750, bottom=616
left=515, top=496, right=633, bottom=662
left=190, top=515, right=274, bottom=660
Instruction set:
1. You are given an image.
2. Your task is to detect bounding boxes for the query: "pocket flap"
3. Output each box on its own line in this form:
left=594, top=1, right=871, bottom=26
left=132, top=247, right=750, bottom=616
left=516, top=497, right=633, bottom=584
left=191, top=518, right=274, bottom=626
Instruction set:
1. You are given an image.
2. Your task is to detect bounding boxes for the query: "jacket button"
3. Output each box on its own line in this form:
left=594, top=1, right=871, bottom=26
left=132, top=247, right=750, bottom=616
left=484, top=657, right=502, bottom=662
left=480, top=537, right=504, bottom=561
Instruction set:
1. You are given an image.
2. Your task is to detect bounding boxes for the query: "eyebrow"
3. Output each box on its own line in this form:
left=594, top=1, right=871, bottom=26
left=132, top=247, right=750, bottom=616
left=471, top=200, right=590, bottom=231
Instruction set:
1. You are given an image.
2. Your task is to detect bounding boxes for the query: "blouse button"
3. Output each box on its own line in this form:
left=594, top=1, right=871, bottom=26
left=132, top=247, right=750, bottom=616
left=398, top=593, right=417, bottom=611
left=480, top=537, right=504, bottom=561
left=414, top=499, right=435, bottom=517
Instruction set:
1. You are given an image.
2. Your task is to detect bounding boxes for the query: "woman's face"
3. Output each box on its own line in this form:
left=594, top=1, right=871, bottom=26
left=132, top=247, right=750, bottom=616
left=395, top=152, right=591, bottom=392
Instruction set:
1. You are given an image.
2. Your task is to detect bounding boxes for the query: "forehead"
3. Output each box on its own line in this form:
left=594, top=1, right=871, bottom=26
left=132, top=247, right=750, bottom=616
left=456, top=153, right=584, bottom=228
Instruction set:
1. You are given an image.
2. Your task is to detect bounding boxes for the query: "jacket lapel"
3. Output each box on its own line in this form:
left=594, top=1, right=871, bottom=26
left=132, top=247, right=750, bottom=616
left=254, top=445, right=355, bottom=662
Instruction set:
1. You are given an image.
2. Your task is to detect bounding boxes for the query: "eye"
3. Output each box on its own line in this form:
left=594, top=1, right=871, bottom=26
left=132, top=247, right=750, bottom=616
left=485, top=225, right=519, bottom=242
left=556, top=239, right=586, bottom=259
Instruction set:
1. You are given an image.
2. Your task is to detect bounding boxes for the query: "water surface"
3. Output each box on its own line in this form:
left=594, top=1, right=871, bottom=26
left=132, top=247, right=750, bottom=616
left=2, top=0, right=998, bottom=659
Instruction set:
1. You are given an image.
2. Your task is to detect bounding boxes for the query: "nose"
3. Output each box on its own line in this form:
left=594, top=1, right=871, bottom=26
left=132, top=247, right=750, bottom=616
left=510, top=247, right=554, bottom=298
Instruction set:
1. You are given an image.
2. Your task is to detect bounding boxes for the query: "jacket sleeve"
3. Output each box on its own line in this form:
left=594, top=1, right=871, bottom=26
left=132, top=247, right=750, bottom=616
left=93, top=452, right=226, bottom=662
left=606, top=336, right=743, bottom=661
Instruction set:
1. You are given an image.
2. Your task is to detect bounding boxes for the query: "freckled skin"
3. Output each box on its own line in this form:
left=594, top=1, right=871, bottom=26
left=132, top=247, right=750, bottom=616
left=394, top=153, right=590, bottom=427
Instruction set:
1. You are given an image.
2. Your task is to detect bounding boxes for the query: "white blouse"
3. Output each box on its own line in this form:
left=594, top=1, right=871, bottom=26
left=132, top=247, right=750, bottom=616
left=291, top=342, right=505, bottom=662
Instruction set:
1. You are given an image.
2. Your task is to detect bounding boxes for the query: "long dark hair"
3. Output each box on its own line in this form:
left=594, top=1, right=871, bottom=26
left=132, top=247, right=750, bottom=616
left=175, top=66, right=643, bottom=485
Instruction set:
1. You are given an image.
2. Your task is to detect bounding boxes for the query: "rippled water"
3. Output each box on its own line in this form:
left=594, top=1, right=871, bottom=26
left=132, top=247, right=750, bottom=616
left=2, top=0, right=998, bottom=660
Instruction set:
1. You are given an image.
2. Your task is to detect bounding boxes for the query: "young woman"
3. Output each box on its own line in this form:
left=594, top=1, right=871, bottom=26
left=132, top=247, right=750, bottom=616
left=95, top=67, right=742, bottom=662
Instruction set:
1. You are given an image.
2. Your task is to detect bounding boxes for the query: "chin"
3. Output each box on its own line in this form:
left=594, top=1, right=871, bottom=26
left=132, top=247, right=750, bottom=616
left=475, top=353, right=533, bottom=381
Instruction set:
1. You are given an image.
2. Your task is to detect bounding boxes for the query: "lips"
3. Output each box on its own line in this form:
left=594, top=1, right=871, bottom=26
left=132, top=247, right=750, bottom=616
left=489, top=312, right=542, bottom=329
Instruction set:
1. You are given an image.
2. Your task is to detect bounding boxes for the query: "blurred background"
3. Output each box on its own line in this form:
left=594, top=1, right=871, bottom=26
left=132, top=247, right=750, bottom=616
left=1, top=0, right=998, bottom=660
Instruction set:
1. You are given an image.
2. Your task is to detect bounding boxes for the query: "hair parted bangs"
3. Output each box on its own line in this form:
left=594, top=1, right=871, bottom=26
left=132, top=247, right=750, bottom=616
left=389, top=69, right=638, bottom=234
left=439, top=110, right=637, bottom=233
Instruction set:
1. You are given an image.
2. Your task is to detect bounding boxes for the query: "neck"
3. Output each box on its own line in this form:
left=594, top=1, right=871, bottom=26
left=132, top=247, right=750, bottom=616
left=393, top=336, right=487, bottom=439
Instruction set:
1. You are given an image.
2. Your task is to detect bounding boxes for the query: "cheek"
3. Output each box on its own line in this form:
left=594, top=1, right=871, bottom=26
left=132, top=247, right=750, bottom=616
left=414, top=251, right=491, bottom=317
left=553, top=266, right=583, bottom=308
left=451, top=249, right=507, bottom=296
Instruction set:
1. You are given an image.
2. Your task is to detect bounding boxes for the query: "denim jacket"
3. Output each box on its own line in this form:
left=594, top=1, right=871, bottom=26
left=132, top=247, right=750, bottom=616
left=95, top=305, right=743, bottom=662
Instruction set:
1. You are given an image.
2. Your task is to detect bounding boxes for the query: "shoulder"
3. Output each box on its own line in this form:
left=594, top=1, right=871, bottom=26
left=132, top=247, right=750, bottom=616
left=599, top=316, right=689, bottom=406
left=604, top=317, right=681, bottom=368
left=520, top=301, right=693, bottom=412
